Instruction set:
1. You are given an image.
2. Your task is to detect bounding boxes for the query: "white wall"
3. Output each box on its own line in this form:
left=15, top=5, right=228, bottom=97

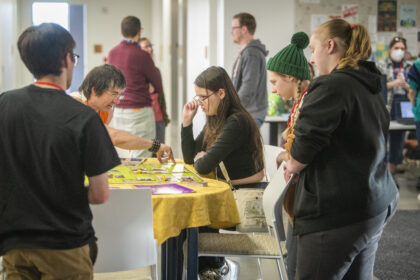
left=186, top=0, right=210, bottom=137
left=16, top=0, right=153, bottom=87
left=185, top=0, right=295, bottom=139
left=0, top=0, right=18, bottom=92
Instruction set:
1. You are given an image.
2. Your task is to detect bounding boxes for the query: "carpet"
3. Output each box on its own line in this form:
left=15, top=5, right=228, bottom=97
left=374, top=210, right=420, bottom=280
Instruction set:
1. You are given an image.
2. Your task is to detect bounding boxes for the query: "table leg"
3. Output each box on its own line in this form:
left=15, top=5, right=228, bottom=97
left=161, top=242, right=167, bottom=280
left=186, top=228, right=198, bottom=280
left=167, top=237, right=178, bottom=280
left=269, top=122, right=278, bottom=146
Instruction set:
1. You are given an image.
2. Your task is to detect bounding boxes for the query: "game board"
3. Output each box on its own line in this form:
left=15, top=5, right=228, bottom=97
left=88, top=158, right=208, bottom=187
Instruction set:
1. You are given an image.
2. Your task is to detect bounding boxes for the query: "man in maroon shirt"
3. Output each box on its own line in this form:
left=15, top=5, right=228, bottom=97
left=108, top=16, right=163, bottom=157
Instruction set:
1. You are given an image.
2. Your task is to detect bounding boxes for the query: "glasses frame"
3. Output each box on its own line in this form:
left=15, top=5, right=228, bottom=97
left=193, top=90, right=218, bottom=103
left=72, top=53, right=80, bottom=66
left=231, top=25, right=242, bottom=31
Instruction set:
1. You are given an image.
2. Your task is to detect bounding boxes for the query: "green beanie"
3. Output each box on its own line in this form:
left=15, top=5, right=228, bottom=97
left=266, top=32, right=311, bottom=81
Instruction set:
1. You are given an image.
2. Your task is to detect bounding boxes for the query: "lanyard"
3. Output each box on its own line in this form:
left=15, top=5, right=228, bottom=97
left=393, top=63, right=403, bottom=79
left=287, top=89, right=308, bottom=128
left=34, top=81, right=64, bottom=91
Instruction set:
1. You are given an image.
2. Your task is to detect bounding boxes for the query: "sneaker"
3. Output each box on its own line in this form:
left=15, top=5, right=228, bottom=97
left=199, top=259, right=239, bottom=280
left=219, top=259, right=239, bottom=280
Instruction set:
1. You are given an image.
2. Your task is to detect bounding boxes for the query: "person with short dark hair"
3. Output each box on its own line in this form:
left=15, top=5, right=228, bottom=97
left=108, top=16, right=163, bottom=158
left=71, top=64, right=174, bottom=163
left=0, top=23, right=121, bottom=279
left=231, top=12, right=268, bottom=127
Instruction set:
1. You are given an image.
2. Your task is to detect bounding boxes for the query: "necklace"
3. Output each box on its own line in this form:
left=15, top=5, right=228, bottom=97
left=34, top=81, right=65, bottom=91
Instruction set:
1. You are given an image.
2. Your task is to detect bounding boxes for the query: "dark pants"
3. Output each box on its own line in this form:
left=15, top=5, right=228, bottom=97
left=389, top=95, right=408, bottom=164
left=286, top=221, right=298, bottom=280
left=296, top=194, right=398, bottom=280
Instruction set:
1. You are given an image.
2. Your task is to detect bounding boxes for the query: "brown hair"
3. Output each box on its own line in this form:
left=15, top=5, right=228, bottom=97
left=233, top=13, right=256, bottom=35
left=389, top=36, right=407, bottom=49
left=194, top=66, right=264, bottom=172
left=316, top=19, right=371, bottom=70
left=121, top=16, right=141, bottom=38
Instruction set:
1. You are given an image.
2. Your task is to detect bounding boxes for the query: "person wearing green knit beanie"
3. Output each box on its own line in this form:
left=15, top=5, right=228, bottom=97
left=266, top=31, right=311, bottom=280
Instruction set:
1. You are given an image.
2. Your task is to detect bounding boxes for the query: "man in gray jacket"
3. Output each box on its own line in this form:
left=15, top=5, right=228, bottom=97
left=231, top=12, right=268, bottom=127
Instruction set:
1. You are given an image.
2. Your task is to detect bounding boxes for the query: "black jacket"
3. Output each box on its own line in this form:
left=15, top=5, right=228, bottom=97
left=291, top=61, right=398, bottom=235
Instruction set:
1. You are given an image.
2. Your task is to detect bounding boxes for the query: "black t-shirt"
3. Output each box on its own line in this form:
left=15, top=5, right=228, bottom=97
left=181, top=110, right=260, bottom=180
left=0, top=85, right=121, bottom=255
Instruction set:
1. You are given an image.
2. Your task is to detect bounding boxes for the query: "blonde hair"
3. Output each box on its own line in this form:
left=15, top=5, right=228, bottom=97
left=315, top=19, right=371, bottom=70
left=282, top=79, right=304, bottom=158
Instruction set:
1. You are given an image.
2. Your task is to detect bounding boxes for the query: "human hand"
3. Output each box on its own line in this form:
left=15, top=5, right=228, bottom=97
left=182, top=100, right=199, bottom=127
left=194, top=151, right=206, bottom=162
left=156, top=143, right=175, bottom=164
left=148, top=83, right=155, bottom=94
left=283, top=163, right=292, bottom=182
left=276, top=151, right=288, bottom=168
left=393, top=77, right=407, bottom=88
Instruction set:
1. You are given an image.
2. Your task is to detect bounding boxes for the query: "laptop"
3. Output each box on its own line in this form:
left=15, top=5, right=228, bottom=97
left=396, top=100, right=415, bottom=125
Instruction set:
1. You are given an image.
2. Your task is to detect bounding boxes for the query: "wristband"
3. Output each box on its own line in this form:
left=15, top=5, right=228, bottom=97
left=148, top=138, right=161, bottom=153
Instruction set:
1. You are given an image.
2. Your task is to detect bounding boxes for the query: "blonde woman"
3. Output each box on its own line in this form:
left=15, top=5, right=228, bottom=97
left=284, top=19, right=399, bottom=279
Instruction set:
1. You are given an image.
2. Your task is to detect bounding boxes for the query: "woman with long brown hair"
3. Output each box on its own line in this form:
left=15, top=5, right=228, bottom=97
left=284, top=19, right=399, bottom=279
left=182, top=66, right=264, bottom=186
left=181, top=66, right=265, bottom=278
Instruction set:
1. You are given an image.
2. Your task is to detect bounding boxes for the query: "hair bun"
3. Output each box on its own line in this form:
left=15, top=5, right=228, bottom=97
left=291, top=32, right=309, bottom=49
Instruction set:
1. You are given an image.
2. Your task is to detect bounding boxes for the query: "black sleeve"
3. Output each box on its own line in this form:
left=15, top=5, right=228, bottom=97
left=83, top=114, right=121, bottom=177
left=291, top=78, right=346, bottom=164
left=181, top=124, right=204, bottom=164
left=193, top=114, right=247, bottom=174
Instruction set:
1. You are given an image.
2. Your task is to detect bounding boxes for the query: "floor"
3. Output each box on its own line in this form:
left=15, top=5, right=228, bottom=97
left=166, top=121, right=420, bottom=280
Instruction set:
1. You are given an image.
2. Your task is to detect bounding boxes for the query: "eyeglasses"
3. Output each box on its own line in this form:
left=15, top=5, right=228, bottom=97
left=107, top=90, right=123, bottom=100
left=392, top=37, right=406, bottom=43
left=72, top=53, right=80, bottom=66
left=142, top=44, right=153, bottom=49
left=193, top=90, right=218, bottom=103
left=231, top=26, right=242, bottom=31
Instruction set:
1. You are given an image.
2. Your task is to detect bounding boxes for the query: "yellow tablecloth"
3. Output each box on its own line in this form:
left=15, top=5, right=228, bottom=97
left=111, top=158, right=240, bottom=245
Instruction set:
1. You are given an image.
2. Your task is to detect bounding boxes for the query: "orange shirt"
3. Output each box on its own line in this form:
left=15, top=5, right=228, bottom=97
left=84, top=101, right=109, bottom=124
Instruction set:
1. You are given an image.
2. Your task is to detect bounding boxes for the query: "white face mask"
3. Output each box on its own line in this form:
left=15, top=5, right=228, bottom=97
left=390, top=49, right=405, bottom=62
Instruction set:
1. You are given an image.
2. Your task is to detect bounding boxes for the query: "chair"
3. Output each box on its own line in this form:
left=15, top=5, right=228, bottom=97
left=198, top=163, right=292, bottom=280
left=264, top=144, right=285, bottom=181
left=91, top=188, right=158, bottom=280
left=0, top=256, right=4, bottom=280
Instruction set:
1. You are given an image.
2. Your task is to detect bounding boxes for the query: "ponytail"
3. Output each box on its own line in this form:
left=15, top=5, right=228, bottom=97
left=317, top=19, right=372, bottom=70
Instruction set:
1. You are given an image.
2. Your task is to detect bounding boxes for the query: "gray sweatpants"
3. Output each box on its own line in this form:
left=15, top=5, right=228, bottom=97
left=296, top=194, right=398, bottom=280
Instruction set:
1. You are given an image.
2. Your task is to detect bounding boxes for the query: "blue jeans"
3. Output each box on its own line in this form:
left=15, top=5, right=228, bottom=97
left=295, top=194, right=398, bottom=280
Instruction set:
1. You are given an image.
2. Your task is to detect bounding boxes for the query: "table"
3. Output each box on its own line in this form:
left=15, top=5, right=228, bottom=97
left=110, top=159, right=240, bottom=280
left=264, top=115, right=288, bottom=146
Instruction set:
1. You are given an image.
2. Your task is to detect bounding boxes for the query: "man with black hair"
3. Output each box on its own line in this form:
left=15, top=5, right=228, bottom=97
left=108, top=16, right=163, bottom=158
left=0, top=23, right=120, bottom=279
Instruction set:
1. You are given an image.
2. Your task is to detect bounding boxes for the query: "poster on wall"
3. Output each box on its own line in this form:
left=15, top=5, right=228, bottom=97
left=342, top=5, right=359, bottom=24
left=400, top=5, right=416, bottom=28
left=378, top=0, right=397, bottom=32
left=311, top=14, right=329, bottom=33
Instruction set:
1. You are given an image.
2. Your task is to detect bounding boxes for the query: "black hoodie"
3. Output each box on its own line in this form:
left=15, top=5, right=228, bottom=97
left=290, top=61, right=398, bottom=236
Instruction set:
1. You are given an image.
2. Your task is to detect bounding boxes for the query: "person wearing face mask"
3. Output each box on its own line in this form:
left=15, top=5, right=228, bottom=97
left=376, top=37, right=412, bottom=175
